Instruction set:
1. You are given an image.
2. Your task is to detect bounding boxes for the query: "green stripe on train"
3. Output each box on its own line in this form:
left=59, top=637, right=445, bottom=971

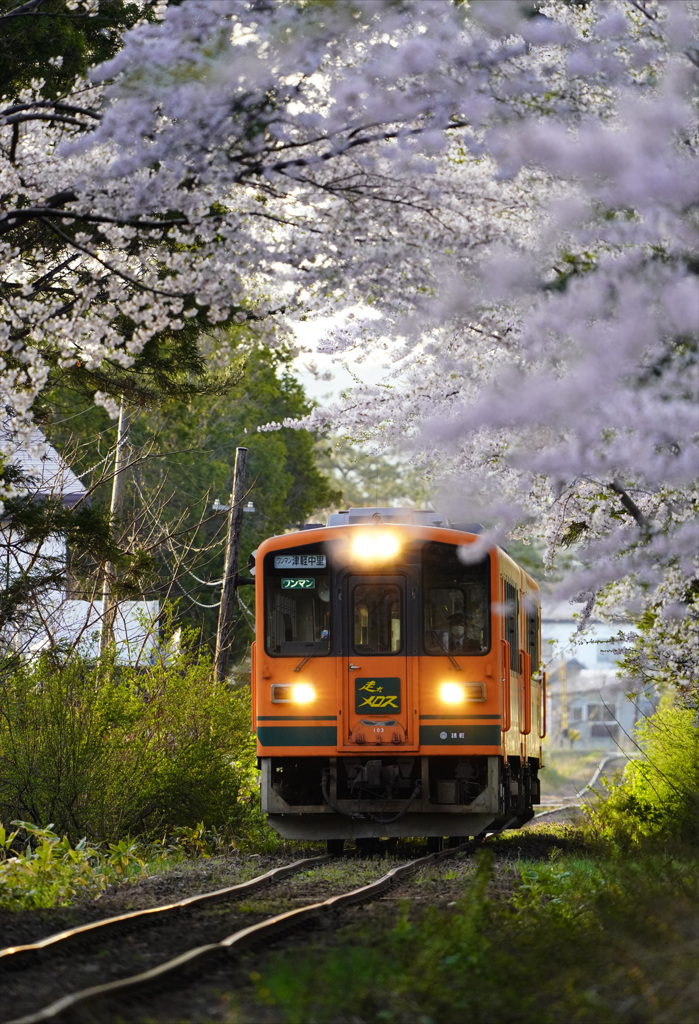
left=257, top=725, right=338, bottom=746
left=419, top=724, right=501, bottom=746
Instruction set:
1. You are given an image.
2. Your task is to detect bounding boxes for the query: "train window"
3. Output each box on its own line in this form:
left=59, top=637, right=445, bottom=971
left=503, top=580, right=519, bottom=671
left=524, top=595, right=540, bottom=673
left=422, top=543, right=490, bottom=655
left=264, top=570, right=331, bottom=656
left=352, top=583, right=402, bottom=654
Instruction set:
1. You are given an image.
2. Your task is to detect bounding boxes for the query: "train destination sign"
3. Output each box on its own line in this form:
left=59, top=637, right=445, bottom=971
left=274, top=554, right=326, bottom=568
left=281, top=578, right=316, bottom=590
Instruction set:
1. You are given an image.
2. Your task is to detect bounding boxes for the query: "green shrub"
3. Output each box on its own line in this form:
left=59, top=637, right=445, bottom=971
left=587, top=699, right=699, bottom=847
left=0, top=641, right=259, bottom=843
left=0, top=820, right=257, bottom=910
left=0, top=822, right=150, bottom=909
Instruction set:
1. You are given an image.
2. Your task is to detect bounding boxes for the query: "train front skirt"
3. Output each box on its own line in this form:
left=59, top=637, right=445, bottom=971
left=260, top=754, right=538, bottom=839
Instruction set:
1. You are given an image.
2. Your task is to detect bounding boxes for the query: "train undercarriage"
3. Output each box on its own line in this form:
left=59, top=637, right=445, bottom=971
left=261, top=754, right=540, bottom=840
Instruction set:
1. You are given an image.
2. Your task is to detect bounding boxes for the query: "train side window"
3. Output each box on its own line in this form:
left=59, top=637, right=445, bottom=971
left=264, top=573, right=331, bottom=656
left=524, top=595, right=540, bottom=673
left=422, top=543, right=490, bottom=655
left=503, top=580, right=519, bottom=671
left=352, top=583, right=402, bottom=654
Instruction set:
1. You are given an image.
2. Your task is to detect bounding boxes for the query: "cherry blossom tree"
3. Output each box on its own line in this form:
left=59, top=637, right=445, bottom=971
left=0, top=0, right=554, bottom=451
left=1, top=0, right=697, bottom=682
left=293, top=1, right=698, bottom=662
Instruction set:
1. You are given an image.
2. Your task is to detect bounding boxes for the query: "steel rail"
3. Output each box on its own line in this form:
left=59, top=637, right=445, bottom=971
left=534, top=803, right=581, bottom=819
left=534, top=751, right=638, bottom=818
left=576, top=752, right=636, bottom=797
left=9, top=841, right=480, bottom=1024
left=0, top=855, right=331, bottom=971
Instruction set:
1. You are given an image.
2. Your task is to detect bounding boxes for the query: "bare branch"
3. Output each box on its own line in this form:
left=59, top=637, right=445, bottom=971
left=610, top=478, right=651, bottom=534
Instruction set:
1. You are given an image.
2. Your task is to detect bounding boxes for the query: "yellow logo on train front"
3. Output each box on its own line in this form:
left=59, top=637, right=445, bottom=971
left=358, top=679, right=383, bottom=693
left=354, top=677, right=401, bottom=713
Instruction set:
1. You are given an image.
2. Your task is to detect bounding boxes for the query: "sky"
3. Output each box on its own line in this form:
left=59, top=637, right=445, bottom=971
left=290, top=307, right=389, bottom=403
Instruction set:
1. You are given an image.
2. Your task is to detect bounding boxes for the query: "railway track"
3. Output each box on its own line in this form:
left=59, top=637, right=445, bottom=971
left=3, top=842, right=481, bottom=1024
left=533, top=752, right=636, bottom=819
left=1, top=855, right=330, bottom=1023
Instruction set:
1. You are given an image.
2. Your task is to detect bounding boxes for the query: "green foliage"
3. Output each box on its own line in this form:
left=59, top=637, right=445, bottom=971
left=0, top=0, right=145, bottom=102
left=0, top=815, right=277, bottom=910
left=169, top=821, right=223, bottom=860
left=255, top=846, right=699, bottom=1024
left=587, top=700, right=699, bottom=847
left=41, top=318, right=246, bottom=414
left=541, top=747, right=610, bottom=794
left=126, top=339, right=337, bottom=536
left=45, top=338, right=339, bottom=651
left=0, top=492, right=153, bottom=632
left=0, top=639, right=260, bottom=843
left=0, top=821, right=149, bottom=910
left=314, top=435, right=432, bottom=512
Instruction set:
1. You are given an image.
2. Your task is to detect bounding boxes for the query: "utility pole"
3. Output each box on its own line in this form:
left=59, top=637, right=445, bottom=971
left=214, top=446, right=248, bottom=682
left=98, top=397, right=131, bottom=658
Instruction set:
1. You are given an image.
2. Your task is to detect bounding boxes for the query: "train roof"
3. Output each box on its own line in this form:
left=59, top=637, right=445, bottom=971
left=312, top=507, right=484, bottom=532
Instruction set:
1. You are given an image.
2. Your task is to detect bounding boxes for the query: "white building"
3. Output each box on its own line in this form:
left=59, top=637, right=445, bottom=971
left=541, top=598, right=655, bottom=751
left=1, top=425, right=158, bottom=664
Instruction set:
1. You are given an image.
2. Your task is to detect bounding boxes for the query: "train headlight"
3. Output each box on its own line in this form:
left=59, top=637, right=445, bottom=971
left=291, top=683, right=316, bottom=704
left=351, top=530, right=401, bottom=562
left=271, top=683, right=317, bottom=704
left=439, top=681, right=486, bottom=703
left=440, top=682, right=466, bottom=704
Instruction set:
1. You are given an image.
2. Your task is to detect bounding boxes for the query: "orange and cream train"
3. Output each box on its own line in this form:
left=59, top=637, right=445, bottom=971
left=252, top=507, right=545, bottom=852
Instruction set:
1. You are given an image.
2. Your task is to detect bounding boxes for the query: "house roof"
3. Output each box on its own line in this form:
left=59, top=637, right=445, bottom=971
left=2, top=423, right=87, bottom=506
left=548, top=666, right=627, bottom=697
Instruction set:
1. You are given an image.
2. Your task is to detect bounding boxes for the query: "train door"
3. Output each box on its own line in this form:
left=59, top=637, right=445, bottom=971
left=502, top=577, right=521, bottom=755
left=340, top=574, right=412, bottom=747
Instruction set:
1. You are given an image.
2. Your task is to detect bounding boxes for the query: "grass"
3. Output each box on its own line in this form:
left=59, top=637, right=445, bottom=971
left=282, top=858, right=393, bottom=889
left=0, top=821, right=411, bottom=913
left=236, top=830, right=699, bottom=1024
left=541, top=747, right=610, bottom=795
left=0, top=824, right=155, bottom=910
left=0, top=821, right=280, bottom=911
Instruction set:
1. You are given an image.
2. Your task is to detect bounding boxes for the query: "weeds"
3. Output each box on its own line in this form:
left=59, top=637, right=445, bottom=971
left=0, top=816, right=279, bottom=911
left=541, top=748, right=609, bottom=794
left=254, top=843, right=699, bottom=1024
left=586, top=700, right=699, bottom=848
left=0, top=822, right=152, bottom=909
left=170, top=822, right=226, bottom=859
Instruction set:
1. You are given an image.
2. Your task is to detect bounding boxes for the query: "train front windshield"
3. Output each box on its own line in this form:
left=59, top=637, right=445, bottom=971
left=264, top=546, right=330, bottom=656
left=263, top=538, right=490, bottom=658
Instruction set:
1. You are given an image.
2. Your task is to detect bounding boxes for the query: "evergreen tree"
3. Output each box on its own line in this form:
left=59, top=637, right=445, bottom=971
left=44, top=337, right=339, bottom=654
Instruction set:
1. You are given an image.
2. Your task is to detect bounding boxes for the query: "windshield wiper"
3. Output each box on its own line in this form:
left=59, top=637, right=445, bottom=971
left=428, top=629, right=462, bottom=671
left=294, top=635, right=329, bottom=672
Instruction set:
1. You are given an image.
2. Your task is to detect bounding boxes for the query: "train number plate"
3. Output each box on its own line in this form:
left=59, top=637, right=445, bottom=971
left=354, top=677, right=401, bottom=713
